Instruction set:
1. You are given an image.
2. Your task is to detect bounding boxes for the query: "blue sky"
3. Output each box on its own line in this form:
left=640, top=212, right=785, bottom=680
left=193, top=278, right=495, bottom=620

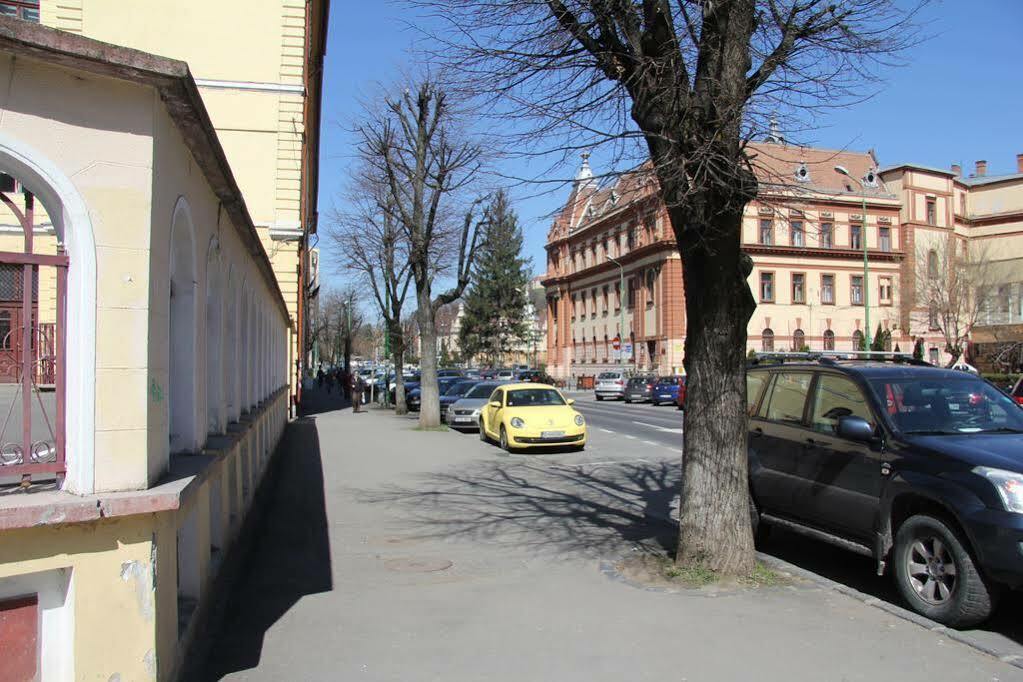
left=317, top=0, right=1023, bottom=292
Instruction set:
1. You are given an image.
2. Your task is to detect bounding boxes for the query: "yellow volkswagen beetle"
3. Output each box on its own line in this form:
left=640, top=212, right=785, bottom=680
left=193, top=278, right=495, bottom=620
left=479, top=383, right=586, bottom=452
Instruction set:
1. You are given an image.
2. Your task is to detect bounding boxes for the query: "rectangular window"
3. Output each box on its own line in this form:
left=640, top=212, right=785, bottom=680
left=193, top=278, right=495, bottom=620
left=602, top=286, right=609, bottom=316
left=820, top=222, right=833, bottom=249
left=646, top=271, right=655, bottom=306
left=759, top=219, right=773, bottom=245
left=928, top=347, right=940, bottom=365
left=879, top=226, right=891, bottom=252
left=590, top=289, right=597, bottom=315
left=879, top=276, right=893, bottom=305
left=791, top=273, right=805, bottom=304
left=0, top=1, right=39, bottom=22
left=571, top=296, right=577, bottom=321
left=791, top=220, right=804, bottom=247
left=614, top=282, right=622, bottom=312
left=821, top=274, right=835, bottom=304
left=760, top=272, right=775, bottom=302
left=926, top=197, right=937, bottom=225
left=959, top=194, right=966, bottom=216
left=850, top=224, right=862, bottom=250
left=627, top=278, right=636, bottom=309
left=627, top=227, right=636, bottom=250
left=851, top=275, right=864, bottom=305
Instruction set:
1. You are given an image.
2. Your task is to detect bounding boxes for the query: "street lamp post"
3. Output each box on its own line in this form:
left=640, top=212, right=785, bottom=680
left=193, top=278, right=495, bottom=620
left=835, top=166, right=871, bottom=350
left=608, top=255, right=626, bottom=366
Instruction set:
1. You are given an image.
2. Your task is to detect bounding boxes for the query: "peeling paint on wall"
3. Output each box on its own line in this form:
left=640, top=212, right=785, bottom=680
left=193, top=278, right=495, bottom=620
left=119, top=560, right=155, bottom=621
left=143, top=649, right=157, bottom=678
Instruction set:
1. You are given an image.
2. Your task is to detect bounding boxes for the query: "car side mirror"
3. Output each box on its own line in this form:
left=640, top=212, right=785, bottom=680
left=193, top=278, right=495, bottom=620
left=567, top=398, right=575, bottom=406
left=489, top=401, right=501, bottom=408
left=837, top=416, right=874, bottom=442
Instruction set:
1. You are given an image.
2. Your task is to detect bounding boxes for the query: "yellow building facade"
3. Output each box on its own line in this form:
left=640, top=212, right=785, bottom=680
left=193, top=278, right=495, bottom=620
left=38, top=0, right=329, bottom=404
left=0, top=16, right=302, bottom=681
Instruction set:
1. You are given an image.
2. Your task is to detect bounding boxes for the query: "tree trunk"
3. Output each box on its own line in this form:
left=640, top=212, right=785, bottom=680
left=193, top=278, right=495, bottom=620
left=417, top=290, right=442, bottom=427
left=674, top=204, right=757, bottom=575
left=392, top=333, right=407, bottom=414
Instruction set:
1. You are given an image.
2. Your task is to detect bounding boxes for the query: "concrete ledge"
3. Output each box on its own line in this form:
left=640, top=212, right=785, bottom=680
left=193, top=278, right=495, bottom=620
left=0, top=387, right=288, bottom=530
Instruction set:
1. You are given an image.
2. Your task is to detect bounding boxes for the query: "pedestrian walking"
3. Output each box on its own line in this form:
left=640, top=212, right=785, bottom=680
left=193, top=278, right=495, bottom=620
left=316, top=367, right=325, bottom=388
left=351, top=372, right=364, bottom=413
left=325, top=369, right=335, bottom=394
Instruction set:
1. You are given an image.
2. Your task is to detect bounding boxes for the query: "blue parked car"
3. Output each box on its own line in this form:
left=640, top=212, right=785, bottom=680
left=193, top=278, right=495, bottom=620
left=651, top=375, right=685, bottom=406
left=406, top=377, right=460, bottom=411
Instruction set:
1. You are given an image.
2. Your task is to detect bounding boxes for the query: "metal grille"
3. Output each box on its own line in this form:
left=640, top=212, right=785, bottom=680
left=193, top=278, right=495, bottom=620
left=0, top=263, right=38, bottom=302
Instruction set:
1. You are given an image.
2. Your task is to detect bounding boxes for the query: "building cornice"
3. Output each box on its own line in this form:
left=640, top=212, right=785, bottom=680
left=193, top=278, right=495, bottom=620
left=744, top=244, right=905, bottom=262
left=195, top=78, right=304, bottom=94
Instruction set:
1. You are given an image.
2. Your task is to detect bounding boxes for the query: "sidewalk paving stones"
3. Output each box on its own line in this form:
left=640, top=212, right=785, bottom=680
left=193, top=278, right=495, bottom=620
left=200, top=389, right=1023, bottom=681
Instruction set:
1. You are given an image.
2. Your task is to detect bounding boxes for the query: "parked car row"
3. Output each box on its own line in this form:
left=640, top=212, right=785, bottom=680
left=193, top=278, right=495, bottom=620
left=597, top=371, right=688, bottom=410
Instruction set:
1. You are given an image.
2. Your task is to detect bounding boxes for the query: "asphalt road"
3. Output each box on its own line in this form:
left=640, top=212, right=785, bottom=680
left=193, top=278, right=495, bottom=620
left=568, top=390, right=1023, bottom=661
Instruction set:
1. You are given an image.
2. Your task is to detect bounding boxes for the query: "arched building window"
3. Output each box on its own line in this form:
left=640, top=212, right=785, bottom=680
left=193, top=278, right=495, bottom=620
left=170, top=198, right=197, bottom=454
left=823, top=329, right=835, bottom=350
left=852, top=329, right=864, bottom=350
left=762, top=328, right=774, bottom=352
left=792, top=329, right=805, bottom=351
left=927, top=249, right=939, bottom=278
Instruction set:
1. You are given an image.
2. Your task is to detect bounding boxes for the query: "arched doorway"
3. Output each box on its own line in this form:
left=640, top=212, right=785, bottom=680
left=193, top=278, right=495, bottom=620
left=823, top=329, right=835, bottom=350
left=762, top=328, right=774, bottom=352
left=170, top=198, right=197, bottom=454
left=792, top=329, right=805, bottom=351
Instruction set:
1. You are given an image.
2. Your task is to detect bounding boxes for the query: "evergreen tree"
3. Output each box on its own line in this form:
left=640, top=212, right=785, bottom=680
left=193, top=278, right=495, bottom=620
left=912, top=338, right=925, bottom=361
left=458, top=192, right=531, bottom=366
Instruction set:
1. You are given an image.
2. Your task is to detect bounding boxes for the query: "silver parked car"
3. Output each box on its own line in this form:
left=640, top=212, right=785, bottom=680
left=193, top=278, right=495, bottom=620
left=447, top=382, right=505, bottom=430
left=594, top=371, right=626, bottom=401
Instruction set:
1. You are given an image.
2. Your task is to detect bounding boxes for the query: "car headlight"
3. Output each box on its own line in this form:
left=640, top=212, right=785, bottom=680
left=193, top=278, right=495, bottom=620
left=510, top=417, right=525, bottom=429
left=575, top=414, right=585, bottom=426
left=471, top=409, right=480, bottom=417
left=974, top=466, right=1023, bottom=513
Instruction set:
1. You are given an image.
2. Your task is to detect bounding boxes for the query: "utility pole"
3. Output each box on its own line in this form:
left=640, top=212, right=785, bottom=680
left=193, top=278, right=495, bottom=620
left=608, top=255, right=625, bottom=366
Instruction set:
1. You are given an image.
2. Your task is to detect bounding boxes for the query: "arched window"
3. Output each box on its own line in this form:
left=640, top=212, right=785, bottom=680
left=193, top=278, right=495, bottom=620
left=823, top=329, right=835, bottom=350
left=0, top=310, right=10, bottom=350
left=170, top=198, right=197, bottom=454
left=883, top=333, right=893, bottom=352
left=762, top=328, right=775, bottom=352
left=852, top=329, right=864, bottom=350
left=927, top=249, right=939, bottom=278
left=792, top=329, right=805, bottom=351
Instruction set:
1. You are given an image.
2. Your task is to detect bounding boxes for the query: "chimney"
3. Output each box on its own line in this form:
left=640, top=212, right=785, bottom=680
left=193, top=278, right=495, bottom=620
left=1017, top=153, right=1023, bottom=174
left=951, top=163, right=961, bottom=177
left=975, top=160, right=987, bottom=177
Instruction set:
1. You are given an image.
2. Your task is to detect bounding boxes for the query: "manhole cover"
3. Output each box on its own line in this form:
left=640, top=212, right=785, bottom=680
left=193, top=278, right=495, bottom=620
left=383, top=558, right=453, bottom=573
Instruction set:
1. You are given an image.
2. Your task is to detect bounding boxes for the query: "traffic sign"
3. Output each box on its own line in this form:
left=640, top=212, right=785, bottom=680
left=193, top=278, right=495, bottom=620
left=612, top=335, right=621, bottom=351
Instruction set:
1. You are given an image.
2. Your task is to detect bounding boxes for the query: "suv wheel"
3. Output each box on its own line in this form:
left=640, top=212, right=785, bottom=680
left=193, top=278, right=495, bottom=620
left=893, top=514, right=998, bottom=627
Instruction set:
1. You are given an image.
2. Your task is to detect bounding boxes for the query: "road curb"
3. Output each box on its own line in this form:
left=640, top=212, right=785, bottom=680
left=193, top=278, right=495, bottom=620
left=754, top=552, right=1023, bottom=671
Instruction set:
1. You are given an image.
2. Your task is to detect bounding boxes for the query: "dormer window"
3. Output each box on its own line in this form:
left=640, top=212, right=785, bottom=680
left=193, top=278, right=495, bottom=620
left=794, top=163, right=810, bottom=182
left=862, top=169, right=878, bottom=188
left=610, top=191, right=619, bottom=206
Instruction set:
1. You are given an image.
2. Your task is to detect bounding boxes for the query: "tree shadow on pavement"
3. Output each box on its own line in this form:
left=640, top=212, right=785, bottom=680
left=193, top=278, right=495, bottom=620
left=298, top=385, right=352, bottom=416
left=357, top=458, right=681, bottom=558
left=199, top=416, right=334, bottom=680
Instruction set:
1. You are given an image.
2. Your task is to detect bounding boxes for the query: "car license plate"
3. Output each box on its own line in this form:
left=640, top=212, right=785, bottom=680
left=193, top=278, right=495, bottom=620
left=541, top=430, right=565, bottom=439
left=453, top=417, right=471, bottom=423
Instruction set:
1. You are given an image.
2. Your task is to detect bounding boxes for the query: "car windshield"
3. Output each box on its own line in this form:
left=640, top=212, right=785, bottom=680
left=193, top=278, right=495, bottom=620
left=598, top=372, right=620, bottom=380
left=506, top=388, right=566, bottom=407
left=627, top=378, right=648, bottom=387
left=868, top=377, right=1023, bottom=435
left=445, top=381, right=476, bottom=396
left=657, top=376, right=682, bottom=385
left=465, top=383, right=498, bottom=399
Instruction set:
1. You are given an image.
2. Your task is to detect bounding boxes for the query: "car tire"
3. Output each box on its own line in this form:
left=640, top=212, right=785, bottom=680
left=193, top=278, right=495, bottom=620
left=595, top=395, right=603, bottom=401
left=479, top=420, right=490, bottom=443
left=893, top=514, right=999, bottom=627
left=499, top=425, right=515, bottom=453
left=624, top=398, right=632, bottom=404
left=676, top=403, right=684, bottom=411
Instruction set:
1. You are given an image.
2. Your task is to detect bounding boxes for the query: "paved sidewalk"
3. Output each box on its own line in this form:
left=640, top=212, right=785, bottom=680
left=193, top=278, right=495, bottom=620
left=201, top=389, right=1023, bottom=681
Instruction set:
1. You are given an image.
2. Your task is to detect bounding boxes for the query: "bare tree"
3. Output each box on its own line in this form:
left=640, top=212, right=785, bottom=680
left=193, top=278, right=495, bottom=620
left=358, top=80, right=487, bottom=427
left=409, top=0, right=925, bottom=573
left=312, top=288, right=363, bottom=370
left=330, top=166, right=417, bottom=413
left=915, top=236, right=995, bottom=366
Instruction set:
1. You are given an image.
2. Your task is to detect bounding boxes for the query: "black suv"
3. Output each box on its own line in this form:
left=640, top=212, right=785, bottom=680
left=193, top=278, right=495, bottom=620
left=746, top=357, right=1023, bottom=627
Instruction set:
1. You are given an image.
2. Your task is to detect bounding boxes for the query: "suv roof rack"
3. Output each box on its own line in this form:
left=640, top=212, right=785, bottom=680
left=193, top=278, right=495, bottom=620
left=748, top=351, right=932, bottom=367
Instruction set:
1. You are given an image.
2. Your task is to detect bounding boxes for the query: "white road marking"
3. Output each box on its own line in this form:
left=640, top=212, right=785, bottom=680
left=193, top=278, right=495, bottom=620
left=599, top=428, right=616, bottom=434
left=632, top=420, right=684, bottom=434
left=624, top=434, right=637, bottom=440
left=641, top=440, right=658, bottom=446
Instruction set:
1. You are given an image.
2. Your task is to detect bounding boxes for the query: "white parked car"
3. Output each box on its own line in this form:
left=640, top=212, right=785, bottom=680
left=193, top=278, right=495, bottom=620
left=594, top=371, right=627, bottom=400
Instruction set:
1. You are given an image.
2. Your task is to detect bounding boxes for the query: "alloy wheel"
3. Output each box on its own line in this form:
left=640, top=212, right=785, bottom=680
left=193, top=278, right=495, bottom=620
left=907, top=536, right=958, bottom=604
